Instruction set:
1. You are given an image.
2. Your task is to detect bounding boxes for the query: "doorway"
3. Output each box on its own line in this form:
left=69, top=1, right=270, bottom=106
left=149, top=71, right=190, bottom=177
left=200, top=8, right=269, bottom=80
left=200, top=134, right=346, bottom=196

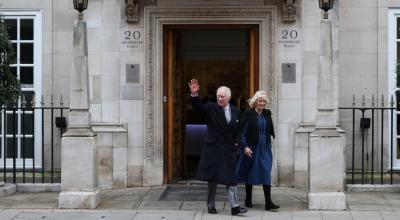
left=164, top=25, right=259, bottom=183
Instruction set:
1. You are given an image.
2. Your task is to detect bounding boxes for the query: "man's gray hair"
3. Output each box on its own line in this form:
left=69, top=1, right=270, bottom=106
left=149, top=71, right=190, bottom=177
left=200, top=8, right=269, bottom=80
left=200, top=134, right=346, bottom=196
left=216, top=86, right=231, bottom=100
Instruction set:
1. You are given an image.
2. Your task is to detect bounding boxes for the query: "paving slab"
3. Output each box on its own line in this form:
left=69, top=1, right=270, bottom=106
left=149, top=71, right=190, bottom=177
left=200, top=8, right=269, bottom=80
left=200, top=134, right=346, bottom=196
left=263, top=211, right=292, bottom=220
left=292, top=211, right=322, bottom=220
left=0, top=186, right=398, bottom=220
left=97, top=198, right=140, bottom=210
left=13, top=212, right=137, bottom=220
left=142, top=186, right=166, bottom=201
left=321, top=211, right=352, bottom=220
left=232, top=209, right=262, bottom=220
left=138, top=200, right=183, bottom=210
left=350, top=211, right=384, bottom=220
left=0, top=209, right=20, bottom=220
left=181, top=201, right=215, bottom=210
left=379, top=211, right=400, bottom=220
left=0, top=199, right=20, bottom=209
left=348, top=204, right=393, bottom=211
left=133, top=211, right=197, bottom=220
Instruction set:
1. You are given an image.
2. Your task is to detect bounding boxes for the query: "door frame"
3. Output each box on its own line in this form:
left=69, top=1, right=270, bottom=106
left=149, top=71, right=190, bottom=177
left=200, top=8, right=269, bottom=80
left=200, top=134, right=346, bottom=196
left=143, top=6, right=277, bottom=186
left=163, top=24, right=260, bottom=183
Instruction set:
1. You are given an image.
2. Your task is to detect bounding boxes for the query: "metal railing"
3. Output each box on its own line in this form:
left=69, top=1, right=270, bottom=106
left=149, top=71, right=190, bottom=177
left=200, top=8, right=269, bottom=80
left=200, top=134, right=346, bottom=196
left=339, top=95, right=398, bottom=185
left=0, top=96, right=68, bottom=184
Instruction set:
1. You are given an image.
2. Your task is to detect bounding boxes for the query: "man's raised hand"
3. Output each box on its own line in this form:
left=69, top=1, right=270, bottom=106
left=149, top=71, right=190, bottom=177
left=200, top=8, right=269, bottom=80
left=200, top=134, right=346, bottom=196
left=188, top=78, right=200, bottom=94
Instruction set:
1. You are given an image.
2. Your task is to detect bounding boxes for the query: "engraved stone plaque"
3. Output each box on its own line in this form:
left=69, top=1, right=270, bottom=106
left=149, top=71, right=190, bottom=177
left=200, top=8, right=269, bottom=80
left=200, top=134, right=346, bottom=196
left=121, top=28, right=144, bottom=52
left=282, top=63, right=296, bottom=83
left=126, top=64, right=140, bottom=83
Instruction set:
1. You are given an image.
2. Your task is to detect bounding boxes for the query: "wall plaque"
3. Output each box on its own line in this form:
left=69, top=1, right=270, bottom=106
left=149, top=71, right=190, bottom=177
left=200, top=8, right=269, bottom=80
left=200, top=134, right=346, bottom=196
left=278, top=28, right=300, bottom=49
left=126, top=64, right=140, bottom=83
left=120, top=28, right=144, bottom=52
left=282, top=63, right=296, bottom=83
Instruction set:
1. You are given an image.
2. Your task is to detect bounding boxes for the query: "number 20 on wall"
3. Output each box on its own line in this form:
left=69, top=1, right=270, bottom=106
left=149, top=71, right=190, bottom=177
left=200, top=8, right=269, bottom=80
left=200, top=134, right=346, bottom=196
left=124, top=30, right=141, bottom=40
left=281, top=29, right=298, bottom=40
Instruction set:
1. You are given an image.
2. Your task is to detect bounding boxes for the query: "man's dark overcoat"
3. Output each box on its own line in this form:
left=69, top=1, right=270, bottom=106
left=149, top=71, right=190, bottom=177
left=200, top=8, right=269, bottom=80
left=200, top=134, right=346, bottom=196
left=191, top=96, right=241, bottom=186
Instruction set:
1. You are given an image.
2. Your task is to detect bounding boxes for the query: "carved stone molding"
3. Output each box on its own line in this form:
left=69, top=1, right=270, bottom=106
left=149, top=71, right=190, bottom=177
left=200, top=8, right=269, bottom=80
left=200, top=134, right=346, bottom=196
left=144, top=0, right=157, bottom=6
left=264, top=0, right=278, bottom=5
left=282, top=0, right=296, bottom=22
left=143, top=6, right=277, bottom=169
left=125, top=0, right=139, bottom=23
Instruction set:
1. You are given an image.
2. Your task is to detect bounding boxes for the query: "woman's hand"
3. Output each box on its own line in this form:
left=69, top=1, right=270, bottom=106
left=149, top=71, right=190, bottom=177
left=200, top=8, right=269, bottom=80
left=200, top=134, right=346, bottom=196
left=188, top=78, right=200, bottom=94
left=244, top=147, right=253, bottom=158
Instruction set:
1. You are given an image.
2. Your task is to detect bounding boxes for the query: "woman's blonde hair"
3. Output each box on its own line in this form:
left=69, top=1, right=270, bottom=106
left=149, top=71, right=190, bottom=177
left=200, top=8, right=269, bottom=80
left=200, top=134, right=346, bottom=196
left=248, top=90, right=269, bottom=108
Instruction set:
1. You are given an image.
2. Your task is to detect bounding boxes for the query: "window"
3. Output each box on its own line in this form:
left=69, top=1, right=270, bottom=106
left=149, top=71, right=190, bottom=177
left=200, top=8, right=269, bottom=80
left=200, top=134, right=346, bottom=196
left=0, top=11, right=42, bottom=168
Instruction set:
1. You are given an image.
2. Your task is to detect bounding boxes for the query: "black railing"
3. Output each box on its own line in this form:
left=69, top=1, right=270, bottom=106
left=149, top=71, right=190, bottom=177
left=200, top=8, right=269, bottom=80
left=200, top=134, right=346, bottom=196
left=0, top=98, right=68, bottom=184
left=339, top=95, right=399, bottom=185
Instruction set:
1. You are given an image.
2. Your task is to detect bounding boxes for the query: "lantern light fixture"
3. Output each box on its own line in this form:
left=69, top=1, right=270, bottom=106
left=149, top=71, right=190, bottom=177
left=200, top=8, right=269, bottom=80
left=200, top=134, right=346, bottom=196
left=73, top=0, right=88, bottom=13
left=318, top=0, right=334, bottom=12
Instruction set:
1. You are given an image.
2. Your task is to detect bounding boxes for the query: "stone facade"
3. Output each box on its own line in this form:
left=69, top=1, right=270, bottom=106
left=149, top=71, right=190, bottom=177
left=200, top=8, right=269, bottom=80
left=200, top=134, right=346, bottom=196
left=1, top=0, right=400, bottom=190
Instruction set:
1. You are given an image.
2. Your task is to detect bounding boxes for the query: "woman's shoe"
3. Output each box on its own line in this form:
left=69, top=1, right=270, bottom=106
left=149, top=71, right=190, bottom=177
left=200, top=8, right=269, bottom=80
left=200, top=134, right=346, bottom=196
left=245, top=200, right=253, bottom=208
left=207, top=207, right=217, bottom=214
left=265, top=202, right=280, bottom=210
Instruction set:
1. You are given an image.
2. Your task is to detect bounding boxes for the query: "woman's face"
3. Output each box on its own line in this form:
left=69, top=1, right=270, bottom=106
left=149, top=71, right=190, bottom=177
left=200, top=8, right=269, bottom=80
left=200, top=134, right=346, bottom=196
left=255, top=98, right=266, bottom=110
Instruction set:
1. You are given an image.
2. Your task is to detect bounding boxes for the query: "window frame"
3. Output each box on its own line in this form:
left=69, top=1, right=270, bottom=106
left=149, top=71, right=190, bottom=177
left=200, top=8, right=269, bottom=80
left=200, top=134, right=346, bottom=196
left=0, top=10, right=42, bottom=168
left=388, top=9, right=400, bottom=169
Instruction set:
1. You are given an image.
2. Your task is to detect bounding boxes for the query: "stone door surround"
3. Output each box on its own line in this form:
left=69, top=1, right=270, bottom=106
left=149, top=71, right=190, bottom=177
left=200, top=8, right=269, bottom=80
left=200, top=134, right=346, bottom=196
left=143, top=6, right=277, bottom=186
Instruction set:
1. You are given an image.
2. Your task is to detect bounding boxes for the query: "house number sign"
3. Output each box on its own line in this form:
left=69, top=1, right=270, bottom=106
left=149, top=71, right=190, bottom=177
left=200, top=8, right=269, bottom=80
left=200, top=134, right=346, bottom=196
left=278, top=28, right=300, bottom=49
left=121, top=28, right=144, bottom=52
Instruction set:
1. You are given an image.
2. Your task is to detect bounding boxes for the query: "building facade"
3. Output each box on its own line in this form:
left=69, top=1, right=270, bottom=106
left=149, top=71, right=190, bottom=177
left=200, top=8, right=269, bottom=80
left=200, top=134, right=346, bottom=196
left=0, top=0, right=399, bottom=190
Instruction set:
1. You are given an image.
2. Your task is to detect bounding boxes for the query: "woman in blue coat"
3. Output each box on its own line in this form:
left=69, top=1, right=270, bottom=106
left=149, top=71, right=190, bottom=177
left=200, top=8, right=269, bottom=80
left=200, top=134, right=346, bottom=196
left=236, top=91, right=279, bottom=210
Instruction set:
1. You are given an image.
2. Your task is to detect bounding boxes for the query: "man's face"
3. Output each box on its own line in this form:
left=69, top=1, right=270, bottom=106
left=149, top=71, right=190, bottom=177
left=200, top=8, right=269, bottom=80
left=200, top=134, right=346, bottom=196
left=217, top=91, right=229, bottom=107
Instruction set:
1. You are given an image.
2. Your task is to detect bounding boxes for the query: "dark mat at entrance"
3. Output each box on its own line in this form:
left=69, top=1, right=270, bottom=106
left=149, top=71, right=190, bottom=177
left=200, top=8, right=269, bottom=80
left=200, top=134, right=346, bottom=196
left=159, top=185, right=245, bottom=201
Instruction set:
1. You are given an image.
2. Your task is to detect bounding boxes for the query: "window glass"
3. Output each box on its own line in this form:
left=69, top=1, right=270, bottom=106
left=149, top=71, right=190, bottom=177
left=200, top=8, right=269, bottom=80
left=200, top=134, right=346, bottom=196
left=397, top=17, right=400, bottom=39
left=20, top=67, right=34, bottom=86
left=6, top=138, right=18, bottom=158
left=22, top=138, right=33, bottom=158
left=6, top=113, right=18, bottom=135
left=21, top=113, right=33, bottom=135
left=398, top=42, right=400, bottom=62
left=20, top=19, right=33, bottom=40
left=22, top=91, right=35, bottom=107
left=4, top=19, right=17, bottom=40
left=20, top=43, right=33, bottom=64
left=10, top=66, right=17, bottom=76
left=11, top=43, right=17, bottom=64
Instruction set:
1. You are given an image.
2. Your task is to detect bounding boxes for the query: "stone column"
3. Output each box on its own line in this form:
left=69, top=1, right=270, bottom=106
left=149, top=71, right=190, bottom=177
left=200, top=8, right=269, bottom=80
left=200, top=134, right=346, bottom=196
left=58, top=13, right=100, bottom=209
left=308, top=12, right=346, bottom=210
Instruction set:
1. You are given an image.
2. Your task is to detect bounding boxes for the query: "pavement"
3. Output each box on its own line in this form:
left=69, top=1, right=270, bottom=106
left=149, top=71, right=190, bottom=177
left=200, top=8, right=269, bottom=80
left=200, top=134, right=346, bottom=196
left=0, top=184, right=399, bottom=219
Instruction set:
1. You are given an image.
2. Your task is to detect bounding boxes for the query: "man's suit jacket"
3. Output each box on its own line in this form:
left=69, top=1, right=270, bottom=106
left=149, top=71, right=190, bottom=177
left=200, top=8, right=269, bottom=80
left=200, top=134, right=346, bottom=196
left=191, top=96, right=241, bottom=185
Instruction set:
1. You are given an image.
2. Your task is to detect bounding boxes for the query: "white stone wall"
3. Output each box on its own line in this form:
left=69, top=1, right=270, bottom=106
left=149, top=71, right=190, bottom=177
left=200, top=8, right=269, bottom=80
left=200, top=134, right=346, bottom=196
left=5, top=0, right=399, bottom=187
left=338, top=0, right=400, bottom=172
